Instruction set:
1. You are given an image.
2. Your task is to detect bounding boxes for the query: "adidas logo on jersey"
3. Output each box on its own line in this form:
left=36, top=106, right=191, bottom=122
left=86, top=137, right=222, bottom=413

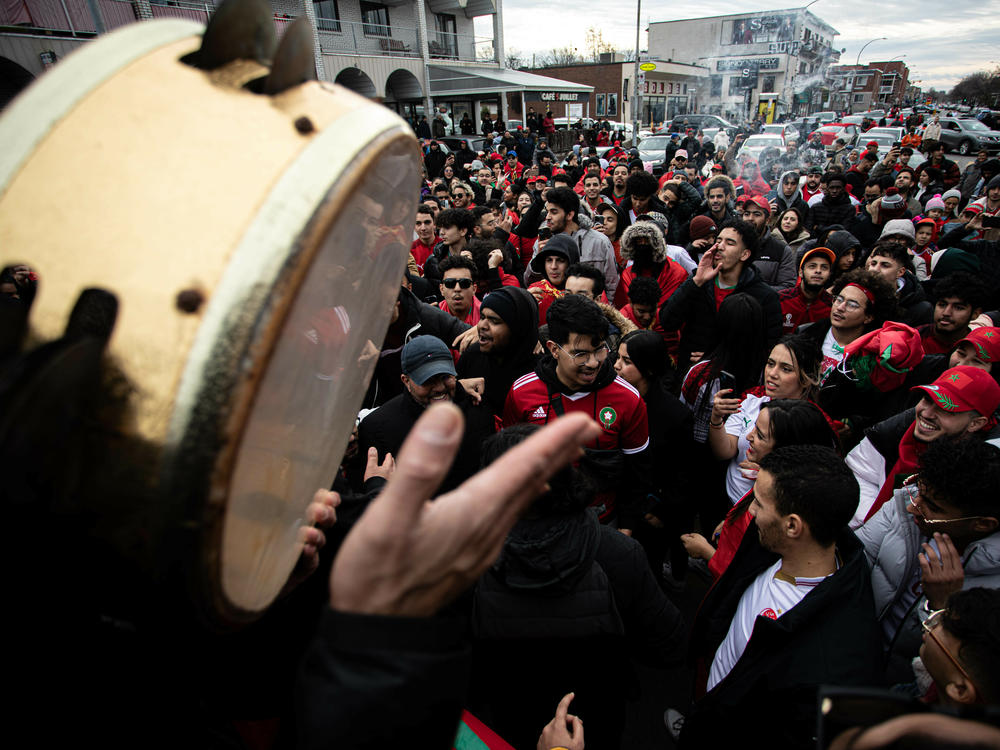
left=530, top=406, right=547, bottom=419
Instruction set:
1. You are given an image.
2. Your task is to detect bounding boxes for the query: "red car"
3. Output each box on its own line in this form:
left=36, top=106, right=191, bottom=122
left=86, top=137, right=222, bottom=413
left=807, top=122, right=860, bottom=149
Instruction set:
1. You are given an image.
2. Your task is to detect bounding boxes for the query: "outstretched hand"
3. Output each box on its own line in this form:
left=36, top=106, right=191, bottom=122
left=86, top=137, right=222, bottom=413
left=329, top=403, right=601, bottom=617
left=280, top=489, right=341, bottom=596
left=537, top=692, right=584, bottom=750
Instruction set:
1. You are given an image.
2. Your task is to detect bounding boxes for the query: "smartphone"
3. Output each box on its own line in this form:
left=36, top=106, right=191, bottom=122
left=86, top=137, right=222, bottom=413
left=892, top=141, right=902, bottom=148
left=982, top=216, right=1000, bottom=229
left=592, top=215, right=605, bottom=226
left=538, top=226, right=553, bottom=240
left=719, top=370, right=736, bottom=392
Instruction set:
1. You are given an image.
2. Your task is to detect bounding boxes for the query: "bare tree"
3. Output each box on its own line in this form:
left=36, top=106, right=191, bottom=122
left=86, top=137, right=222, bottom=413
left=505, top=48, right=525, bottom=70
left=548, top=45, right=580, bottom=66
left=584, top=27, right=615, bottom=62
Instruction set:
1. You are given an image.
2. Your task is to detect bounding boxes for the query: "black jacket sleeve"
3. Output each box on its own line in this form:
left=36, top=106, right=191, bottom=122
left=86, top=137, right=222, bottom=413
left=659, top=277, right=705, bottom=333
left=296, top=610, right=470, bottom=750
left=513, top=193, right=546, bottom=239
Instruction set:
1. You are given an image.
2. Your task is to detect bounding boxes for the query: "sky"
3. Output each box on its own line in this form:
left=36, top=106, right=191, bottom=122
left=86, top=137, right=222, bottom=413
left=476, top=0, right=1000, bottom=92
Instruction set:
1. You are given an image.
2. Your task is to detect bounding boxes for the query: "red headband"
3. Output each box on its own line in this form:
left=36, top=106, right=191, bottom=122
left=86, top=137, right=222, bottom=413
left=845, top=282, right=875, bottom=305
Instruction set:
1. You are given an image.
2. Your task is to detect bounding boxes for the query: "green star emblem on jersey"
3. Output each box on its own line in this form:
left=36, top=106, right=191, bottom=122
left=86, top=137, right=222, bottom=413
left=948, top=373, right=962, bottom=382
left=599, top=406, right=617, bottom=427
left=985, top=331, right=995, bottom=338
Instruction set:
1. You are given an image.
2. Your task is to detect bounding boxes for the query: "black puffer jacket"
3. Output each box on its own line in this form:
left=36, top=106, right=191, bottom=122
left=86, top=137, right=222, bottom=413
left=659, top=264, right=783, bottom=365
left=807, top=192, right=856, bottom=233
left=468, top=510, right=684, bottom=749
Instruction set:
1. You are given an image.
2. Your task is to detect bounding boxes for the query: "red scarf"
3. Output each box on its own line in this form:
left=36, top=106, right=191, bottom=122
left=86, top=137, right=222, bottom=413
left=866, top=423, right=926, bottom=523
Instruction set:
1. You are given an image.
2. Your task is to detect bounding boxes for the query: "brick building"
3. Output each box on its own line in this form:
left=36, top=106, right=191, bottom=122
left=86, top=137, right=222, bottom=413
left=513, top=54, right=707, bottom=127
left=868, top=60, right=910, bottom=107
left=828, top=64, right=883, bottom=113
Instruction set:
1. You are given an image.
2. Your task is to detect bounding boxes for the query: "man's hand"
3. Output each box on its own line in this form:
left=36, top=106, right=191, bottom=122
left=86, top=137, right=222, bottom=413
left=363, top=447, right=395, bottom=483
left=536, top=693, right=584, bottom=750
left=487, top=248, right=504, bottom=269
left=458, top=377, right=485, bottom=405
left=867, top=196, right=882, bottom=220
left=452, top=326, right=480, bottom=353
left=920, top=532, right=964, bottom=610
left=529, top=286, right=546, bottom=303
left=280, top=489, right=341, bottom=596
left=692, top=247, right=720, bottom=287
left=497, top=215, right=513, bottom=234
left=967, top=213, right=984, bottom=233
left=329, top=404, right=601, bottom=617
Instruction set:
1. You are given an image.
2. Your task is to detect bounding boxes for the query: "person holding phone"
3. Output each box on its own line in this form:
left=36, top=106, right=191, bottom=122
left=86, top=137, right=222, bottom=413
left=708, top=334, right=824, bottom=504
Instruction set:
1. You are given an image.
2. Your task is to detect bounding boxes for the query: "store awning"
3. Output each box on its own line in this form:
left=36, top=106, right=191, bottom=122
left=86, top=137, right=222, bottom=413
left=428, top=65, right=593, bottom=98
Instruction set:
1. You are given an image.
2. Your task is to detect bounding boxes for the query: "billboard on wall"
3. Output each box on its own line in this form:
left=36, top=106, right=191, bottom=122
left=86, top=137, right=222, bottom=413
left=723, top=14, right=797, bottom=46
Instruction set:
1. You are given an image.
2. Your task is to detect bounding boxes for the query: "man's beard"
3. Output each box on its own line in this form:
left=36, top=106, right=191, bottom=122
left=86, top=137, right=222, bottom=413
left=802, top=279, right=825, bottom=295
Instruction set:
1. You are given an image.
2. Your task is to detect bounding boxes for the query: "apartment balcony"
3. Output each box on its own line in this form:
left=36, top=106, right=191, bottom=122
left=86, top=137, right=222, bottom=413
left=315, top=18, right=494, bottom=64
left=0, top=0, right=140, bottom=36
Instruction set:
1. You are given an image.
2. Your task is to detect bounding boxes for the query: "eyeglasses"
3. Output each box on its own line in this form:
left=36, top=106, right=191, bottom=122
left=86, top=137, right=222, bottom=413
left=831, top=294, right=864, bottom=312
left=442, top=278, right=473, bottom=289
left=452, top=192, right=466, bottom=199
left=921, top=609, right=979, bottom=689
left=554, top=341, right=610, bottom=366
left=902, top=479, right=987, bottom=526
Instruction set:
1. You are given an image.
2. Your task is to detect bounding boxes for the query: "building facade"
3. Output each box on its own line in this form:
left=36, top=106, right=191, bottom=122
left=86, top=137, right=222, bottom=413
left=519, top=54, right=707, bottom=127
left=0, top=0, right=589, bottom=130
left=828, top=64, right=883, bottom=113
left=648, top=8, right=839, bottom=121
left=868, top=60, right=910, bottom=107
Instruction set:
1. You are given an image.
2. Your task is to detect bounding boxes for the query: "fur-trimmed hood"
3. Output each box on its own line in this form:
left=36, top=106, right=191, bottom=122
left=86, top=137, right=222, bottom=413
left=619, top=220, right=668, bottom=264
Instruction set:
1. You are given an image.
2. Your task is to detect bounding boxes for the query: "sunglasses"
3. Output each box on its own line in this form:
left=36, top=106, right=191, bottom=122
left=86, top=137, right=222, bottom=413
left=442, top=278, right=473, bottom=289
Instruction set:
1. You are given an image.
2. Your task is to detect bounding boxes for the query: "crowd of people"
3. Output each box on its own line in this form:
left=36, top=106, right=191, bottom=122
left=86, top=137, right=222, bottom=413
left=6, top=98, right=1000, bottom=750
left=337, top=102, right=1000, bottom=747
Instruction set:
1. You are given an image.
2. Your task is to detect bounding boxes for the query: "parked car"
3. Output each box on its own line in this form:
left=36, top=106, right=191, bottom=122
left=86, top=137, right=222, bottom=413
left=808, top=123, right=860, bottom=150
left=808, top=111, right=838, bottom=124
left=737, top=134, right=785, bottom=163
left=636, top=135, right=671, bottom=175
left=865, top=126, right=904, bottom=142
left=438, top=136, right=495, bottom=155
left=666, top=113, right=736, bottom=134
left=760, top=123, right=799, bottom=142
left=840, top=115, right=866, bottom=127
left=937, top=117, right=1000, bottom=155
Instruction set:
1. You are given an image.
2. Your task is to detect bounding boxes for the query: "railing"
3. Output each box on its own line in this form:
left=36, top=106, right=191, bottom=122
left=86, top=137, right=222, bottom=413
left=0, top=0, right=139, bottom=35
left=0, top=2, right=496, bottom=64
left=316, top=18, right=494, bottom=64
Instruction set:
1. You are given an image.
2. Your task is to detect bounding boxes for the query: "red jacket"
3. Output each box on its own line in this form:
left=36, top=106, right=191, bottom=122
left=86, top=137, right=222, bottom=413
left=614, top=258, right=688, bottom=310
left=410, top=237, right=436, bottom=273
left=778, top=283, right=833, bottom=335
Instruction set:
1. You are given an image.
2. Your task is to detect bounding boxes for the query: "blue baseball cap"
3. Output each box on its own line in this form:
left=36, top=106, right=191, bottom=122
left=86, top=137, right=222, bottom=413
left=401, top=337, right=456, bottom=385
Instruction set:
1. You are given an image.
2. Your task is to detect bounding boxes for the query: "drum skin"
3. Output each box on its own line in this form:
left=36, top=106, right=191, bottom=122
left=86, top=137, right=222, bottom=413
left=0, top=19, right=421, bottom=625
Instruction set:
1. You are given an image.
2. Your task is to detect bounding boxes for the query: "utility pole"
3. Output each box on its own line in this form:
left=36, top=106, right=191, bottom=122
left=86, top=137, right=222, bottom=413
left=631, top=0, right=641, bottom=144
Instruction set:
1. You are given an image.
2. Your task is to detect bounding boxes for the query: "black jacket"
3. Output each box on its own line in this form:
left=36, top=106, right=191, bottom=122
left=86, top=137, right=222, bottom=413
left=896, top=271, right=933, bottom=326
left=297, top=610, right=470, bottom=750
left=680, top=525, right=883, bottom=750
left=469, top=510, right=685, bottom=749
left=808, top=192, right=856, bottom=233
left=363, top=288, right=470, bottom=409
left=456, top=287, right=539, bottom=417
left=659, top=264, right=783, bottom=365
left=355, top=386, right=492, bottom=494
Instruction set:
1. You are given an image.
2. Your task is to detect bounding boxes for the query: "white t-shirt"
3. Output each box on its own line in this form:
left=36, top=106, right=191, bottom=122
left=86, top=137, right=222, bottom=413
left=724, top=392, right=770, bottom=503
left=820, top=327, right=847, bottom=384
left=708, top=558, right=833, bottom=691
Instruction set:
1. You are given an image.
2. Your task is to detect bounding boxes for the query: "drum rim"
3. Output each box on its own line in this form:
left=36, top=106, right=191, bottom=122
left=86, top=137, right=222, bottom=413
left=161, top=105, right=418, bottom=625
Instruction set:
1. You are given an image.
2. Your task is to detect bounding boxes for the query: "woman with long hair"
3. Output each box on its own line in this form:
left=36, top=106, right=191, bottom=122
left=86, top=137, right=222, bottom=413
left=773, top=207, right=810, bottom=254
left=615, top=330, right=697, bottom=589
left=707, top=334, right=824, bottom=505
left=680, top=293, right=769, bottom=443
left=682, top=398, right=838, bottom=579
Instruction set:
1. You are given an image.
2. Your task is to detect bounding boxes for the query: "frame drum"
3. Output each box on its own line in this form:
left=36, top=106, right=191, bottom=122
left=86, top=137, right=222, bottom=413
left=0, top=18, right=420, bottom=625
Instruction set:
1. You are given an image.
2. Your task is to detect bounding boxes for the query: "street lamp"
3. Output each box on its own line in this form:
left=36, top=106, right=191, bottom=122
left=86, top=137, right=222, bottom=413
left=855, top=37, right=887, bottom=67
left=631, top=0, right=641, bottom=143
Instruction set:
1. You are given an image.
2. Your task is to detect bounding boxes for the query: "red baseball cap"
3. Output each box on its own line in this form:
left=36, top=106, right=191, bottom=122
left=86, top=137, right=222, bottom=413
left=955, top=327, right=1000, bottom=364
left=912, top=365, right=1000, bottom=417
left=745, top=194, right=771, bottom=215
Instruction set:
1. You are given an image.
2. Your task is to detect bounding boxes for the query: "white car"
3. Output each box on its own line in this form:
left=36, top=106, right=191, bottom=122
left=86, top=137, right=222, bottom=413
left=737, top=135, right=785, bottom=162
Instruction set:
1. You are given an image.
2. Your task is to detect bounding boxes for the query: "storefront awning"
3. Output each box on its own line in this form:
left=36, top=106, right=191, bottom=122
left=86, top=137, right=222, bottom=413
left=428, top=65, right=593, bottom=98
